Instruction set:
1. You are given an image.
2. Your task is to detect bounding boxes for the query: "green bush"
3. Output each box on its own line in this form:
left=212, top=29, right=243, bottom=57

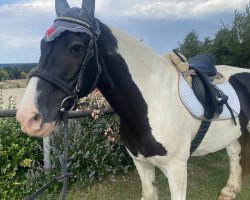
left=0, top=90, right=134, bottom=199
left=0, top=118, right=42, bottom=200
left=59, top=114, right=134, bottom=186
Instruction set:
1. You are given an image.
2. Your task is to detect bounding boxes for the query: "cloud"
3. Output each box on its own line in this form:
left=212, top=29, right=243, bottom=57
left=119, top=0, right=249, bottom=20
left=0, top=34, right=40, bottom=48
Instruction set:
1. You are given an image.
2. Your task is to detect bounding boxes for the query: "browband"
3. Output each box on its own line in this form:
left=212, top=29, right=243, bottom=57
left=55, top=16, right=92, bottom=29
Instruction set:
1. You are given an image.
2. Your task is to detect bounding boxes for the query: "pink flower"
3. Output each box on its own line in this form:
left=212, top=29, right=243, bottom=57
left=106, top=127, right=112, bottom=132
left=108, top=136, right=115, bottom=142
left=91, top=109, right=101, bottom=120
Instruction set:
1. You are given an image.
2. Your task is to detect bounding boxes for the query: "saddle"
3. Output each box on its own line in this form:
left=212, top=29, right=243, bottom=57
left=189, top=54, right=217, bottom=77
left=170, top=51, right=235, bottom=121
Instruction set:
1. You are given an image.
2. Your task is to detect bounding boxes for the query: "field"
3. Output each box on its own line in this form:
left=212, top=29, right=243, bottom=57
left=1, top=87, right=26, bottom=109
left=0, top=79, right=27, bottom=109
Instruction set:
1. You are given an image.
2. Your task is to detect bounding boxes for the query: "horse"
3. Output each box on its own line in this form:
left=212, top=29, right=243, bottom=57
left=16, top=0, right=250, bottom=199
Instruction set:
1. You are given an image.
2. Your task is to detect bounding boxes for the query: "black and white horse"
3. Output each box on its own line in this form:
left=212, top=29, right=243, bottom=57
left=16, top=0, right=250, bottom=199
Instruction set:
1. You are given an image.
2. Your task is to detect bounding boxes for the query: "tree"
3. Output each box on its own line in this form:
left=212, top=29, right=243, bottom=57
left=201, top=37, right=213, bottom=54
left=3, top=67, right=14, bottom=79
left=20, top=72, right=28, bottom=79
left=0, top=70, right=9, bottom=81
left=232, top=4, right=250, bottom=67
left=178, top=30, right=202, bottom=60
left=177, top=2, right=250, bottom=68
left=212, top=27, right=240, bottom=66
left=12, top=67, right=21, bottom=79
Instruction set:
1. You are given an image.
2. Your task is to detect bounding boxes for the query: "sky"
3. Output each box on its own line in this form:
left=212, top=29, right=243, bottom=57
left=0, top=0, right=249, bottom=63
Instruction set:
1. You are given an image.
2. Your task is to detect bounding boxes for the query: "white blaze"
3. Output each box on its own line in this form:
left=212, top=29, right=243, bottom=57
left=16, top=77, right=56, bottom=137
left=17, top=77, right=39, bottom=122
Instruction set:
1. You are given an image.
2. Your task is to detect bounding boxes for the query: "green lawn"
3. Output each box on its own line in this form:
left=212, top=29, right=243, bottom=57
left=61, top=150, right=250, bottom=199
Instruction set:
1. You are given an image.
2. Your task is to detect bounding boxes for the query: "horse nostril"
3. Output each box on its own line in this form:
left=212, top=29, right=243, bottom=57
left=32, top=113, right=40, bottom=121
left=30, top=113, right=41, bottom=124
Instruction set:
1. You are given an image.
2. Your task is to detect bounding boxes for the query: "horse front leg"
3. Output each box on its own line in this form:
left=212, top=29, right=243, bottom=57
left=160, top=160, right=188, bottom=200
left=133, top=159, right=158, bottom=200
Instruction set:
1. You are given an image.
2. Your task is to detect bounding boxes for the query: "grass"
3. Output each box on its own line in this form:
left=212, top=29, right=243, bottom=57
left=55, top=150, right=250, bottom=200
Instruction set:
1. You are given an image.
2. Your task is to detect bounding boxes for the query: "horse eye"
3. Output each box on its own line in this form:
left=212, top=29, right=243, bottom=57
left=70, top=44, right=84, bottom=54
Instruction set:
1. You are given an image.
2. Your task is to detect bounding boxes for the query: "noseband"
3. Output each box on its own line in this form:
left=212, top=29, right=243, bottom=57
left=30, top=17, right=102, bottom=111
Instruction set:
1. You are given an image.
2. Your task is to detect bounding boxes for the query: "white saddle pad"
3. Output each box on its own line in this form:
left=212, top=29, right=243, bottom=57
left=179, top=74, right=240, bottom=120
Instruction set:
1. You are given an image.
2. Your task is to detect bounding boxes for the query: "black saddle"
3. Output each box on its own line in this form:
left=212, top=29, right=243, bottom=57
left=188, top=54, right=229, bottom=120
left=188, top=54, right=217, bottom=77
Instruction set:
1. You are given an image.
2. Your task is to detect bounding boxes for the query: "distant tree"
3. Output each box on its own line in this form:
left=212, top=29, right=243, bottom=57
left=20, top=72, right=28, bottom=79
left=178, top=30, right=202, bottom=59
left=0, top=70, right=9, bottom=80
left=12, top=67, right=21, bottom=79
left=3, top=67, right=14, bottom=79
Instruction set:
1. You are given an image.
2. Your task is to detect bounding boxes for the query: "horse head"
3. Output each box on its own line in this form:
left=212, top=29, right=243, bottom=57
left=16, top=0, right=101, bottom=137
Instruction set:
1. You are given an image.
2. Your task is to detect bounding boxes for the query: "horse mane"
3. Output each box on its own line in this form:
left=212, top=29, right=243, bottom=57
left=96, top=19, right=118, bottom=57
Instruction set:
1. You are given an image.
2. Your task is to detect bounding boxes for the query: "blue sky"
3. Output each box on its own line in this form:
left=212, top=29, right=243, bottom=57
left=0, top=0, right=18, bottom=5
left=0, top=0, right=248, bottom=63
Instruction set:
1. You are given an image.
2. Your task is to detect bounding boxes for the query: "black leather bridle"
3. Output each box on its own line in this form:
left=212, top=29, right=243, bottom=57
left=30, top=17, right=102, bottom=112
left=26, top=17, right=102, bottom=200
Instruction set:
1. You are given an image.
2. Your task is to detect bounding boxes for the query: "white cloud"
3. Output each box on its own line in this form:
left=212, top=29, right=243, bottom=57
left=0, top=34, right=40, bottom=48
left=119, top=0, right=249, bottom=20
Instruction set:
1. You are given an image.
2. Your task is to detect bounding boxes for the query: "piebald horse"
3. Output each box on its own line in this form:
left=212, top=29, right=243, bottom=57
left=16, top=0, right=250, bottom=199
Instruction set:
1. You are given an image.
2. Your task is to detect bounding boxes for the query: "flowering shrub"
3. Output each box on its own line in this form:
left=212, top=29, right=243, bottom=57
left=0, top=90, right=134, bottom=199
left=79, top=89, right=109, bottom=110
left=54, top=114, right=133, bottom=187
left=49, top=90, right=134, bottom=187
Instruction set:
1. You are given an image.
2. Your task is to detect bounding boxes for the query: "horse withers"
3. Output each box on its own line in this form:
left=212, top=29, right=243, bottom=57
left=16, top=0, right=250, bottom=199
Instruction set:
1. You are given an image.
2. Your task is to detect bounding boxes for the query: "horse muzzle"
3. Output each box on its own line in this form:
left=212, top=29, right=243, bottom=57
left=16, top=109, right=56, bottom=137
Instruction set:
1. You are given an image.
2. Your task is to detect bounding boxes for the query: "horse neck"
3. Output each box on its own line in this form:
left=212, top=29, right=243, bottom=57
left=97, top=28, right=179, bottom=120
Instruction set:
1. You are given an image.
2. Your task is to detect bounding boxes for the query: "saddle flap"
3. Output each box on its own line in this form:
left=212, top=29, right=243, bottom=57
left=192, top=69, right=226, bottom=119
left=188, top=54, right=217, bottom=76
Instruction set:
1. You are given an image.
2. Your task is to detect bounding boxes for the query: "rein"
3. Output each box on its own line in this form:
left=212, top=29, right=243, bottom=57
left=25, top=111, right=71, bottom=200
left=26, top=17, right=101, bottom=200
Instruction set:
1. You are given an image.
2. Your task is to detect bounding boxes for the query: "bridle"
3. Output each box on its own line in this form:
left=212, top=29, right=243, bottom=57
left=30, top=16, right=102, bottom=112
left=26, top=17, right=102, bottom=200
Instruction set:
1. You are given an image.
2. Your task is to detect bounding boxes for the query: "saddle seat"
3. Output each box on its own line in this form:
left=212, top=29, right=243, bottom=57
left=167, top=51, right=239, bottom=121
left=188, top=54, right=217, bottom=77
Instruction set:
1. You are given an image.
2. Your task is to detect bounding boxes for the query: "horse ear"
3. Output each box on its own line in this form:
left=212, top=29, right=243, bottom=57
left=55, top=0, right=70, bottom=16
left=81, top=0, right=95, bottom=20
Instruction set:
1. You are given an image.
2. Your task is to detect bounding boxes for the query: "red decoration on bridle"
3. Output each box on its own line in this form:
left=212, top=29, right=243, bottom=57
left=46, top=27, right=56, bottom=37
